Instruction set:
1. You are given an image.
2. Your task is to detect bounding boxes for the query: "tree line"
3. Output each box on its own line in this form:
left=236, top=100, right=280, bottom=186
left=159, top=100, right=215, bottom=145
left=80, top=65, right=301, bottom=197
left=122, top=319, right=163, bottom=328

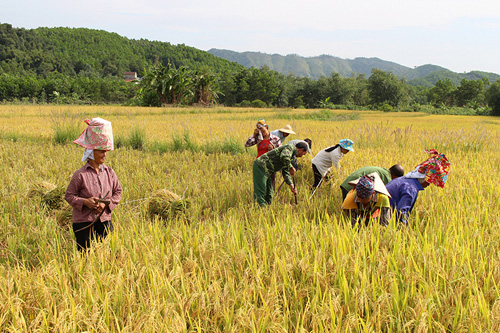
left=2, top=63, right=500, bottom=116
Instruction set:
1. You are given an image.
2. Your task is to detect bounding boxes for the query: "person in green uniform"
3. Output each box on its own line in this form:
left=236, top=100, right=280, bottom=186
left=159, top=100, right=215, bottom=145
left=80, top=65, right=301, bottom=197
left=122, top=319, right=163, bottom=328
left=340, top=164, right=404, bottom=200
left=341, top=173, right=392, bottom=227
left=253, top=142, right=309, bottom=207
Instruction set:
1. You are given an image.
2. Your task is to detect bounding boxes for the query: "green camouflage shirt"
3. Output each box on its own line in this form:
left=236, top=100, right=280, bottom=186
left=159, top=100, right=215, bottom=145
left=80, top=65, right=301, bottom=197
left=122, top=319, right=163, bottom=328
left=255, top=144, right=297, bottom=185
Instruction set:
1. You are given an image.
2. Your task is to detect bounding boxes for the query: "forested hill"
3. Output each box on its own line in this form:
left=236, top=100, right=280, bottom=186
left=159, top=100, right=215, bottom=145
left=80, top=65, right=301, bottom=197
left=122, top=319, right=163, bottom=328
left=0, top=23, right=243, bottom=77
left=208, top=48, right=500, bottom=87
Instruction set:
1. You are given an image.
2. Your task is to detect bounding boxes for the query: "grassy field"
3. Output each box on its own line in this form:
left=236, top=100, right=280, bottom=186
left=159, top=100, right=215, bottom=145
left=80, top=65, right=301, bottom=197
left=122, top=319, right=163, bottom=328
left=1, top=105, right=500, bottom=331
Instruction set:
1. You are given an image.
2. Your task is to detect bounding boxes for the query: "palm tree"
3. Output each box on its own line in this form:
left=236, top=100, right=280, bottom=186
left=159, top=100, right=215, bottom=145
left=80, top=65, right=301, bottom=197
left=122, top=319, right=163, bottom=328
left=139, top=63, right=193, bottom=105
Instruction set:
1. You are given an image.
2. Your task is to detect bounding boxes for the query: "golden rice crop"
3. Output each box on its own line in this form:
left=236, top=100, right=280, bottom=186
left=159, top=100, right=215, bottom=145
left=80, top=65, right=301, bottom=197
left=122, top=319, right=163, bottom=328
left=1, top=104, right=500, bottom=331
left=55, top=203, right=73, bottom=228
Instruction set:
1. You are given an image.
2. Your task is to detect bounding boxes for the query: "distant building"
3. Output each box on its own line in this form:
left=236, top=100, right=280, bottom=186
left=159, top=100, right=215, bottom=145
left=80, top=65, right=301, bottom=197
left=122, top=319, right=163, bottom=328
left=124, top=72, right=138, bottom=82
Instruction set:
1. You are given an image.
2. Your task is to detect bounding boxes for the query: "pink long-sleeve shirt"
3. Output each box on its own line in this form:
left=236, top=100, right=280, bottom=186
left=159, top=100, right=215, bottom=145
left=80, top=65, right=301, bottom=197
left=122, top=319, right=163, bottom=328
left=65, top=163, right=122, bottom=223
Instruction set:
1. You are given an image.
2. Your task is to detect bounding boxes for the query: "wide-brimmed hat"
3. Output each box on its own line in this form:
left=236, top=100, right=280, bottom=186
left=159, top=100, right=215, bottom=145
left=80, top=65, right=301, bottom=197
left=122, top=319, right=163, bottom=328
left=278, top=124, right=296, bottom=134
left=348, top=172, right=391, bottom=198
left=339, top=139, right=354, bottom=152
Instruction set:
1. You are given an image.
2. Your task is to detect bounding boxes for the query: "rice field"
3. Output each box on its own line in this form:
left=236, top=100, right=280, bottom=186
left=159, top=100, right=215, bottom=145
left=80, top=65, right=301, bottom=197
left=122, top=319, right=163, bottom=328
left=1, top=104, right=500, bottom=331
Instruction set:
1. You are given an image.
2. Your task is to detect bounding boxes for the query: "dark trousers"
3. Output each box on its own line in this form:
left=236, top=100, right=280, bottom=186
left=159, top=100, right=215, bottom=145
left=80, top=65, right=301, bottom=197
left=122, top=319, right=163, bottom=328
left=341, top=186, right=349, bottom=201
left=312, top=163, right=326, bottom=189
left=73, top=219, right=113, bottom=251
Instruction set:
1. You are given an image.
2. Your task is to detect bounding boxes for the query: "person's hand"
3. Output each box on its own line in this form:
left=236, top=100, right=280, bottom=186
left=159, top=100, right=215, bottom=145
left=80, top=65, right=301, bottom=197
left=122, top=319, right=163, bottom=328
left=290, top=166, right=296, bottom=176
left=268, top=143, right=274, bottom=151
left=83, top=197, right=100, bottom=210
left=254, top=128, right=260, bottom=136
left=290, top=184, right=297, bottom=195
left=95, top=202, right=106, bottom=214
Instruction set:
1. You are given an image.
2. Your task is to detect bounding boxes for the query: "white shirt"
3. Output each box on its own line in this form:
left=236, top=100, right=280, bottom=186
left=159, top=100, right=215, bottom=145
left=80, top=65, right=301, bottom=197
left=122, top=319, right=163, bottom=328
left=311, top=145, right=343, bottom=176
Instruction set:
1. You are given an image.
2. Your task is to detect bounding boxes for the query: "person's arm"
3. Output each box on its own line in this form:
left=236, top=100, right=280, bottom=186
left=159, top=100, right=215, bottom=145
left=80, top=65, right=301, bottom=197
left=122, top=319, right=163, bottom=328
left=394, top=186, right=418, bottom=224
left=244, top=129, right=260, bottom=147
left=106, top=171, right=123, bottom=213
left=65, top=172, right=85, bottom=211
left=378, top=207, right=391, bottom=227
left=280, top=147, right=294, bottom=185
left=271, top=135, right=282, bottom=148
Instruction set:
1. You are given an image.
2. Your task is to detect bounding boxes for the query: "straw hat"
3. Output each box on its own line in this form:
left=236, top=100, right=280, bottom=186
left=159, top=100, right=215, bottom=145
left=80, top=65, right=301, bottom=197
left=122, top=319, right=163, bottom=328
left=348, top=172, right=392, bottom=198
left=278, top=124, right=296, bottom=134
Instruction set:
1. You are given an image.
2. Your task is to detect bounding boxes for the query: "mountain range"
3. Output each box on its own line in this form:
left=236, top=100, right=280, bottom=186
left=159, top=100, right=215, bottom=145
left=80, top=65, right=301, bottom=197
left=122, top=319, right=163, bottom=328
left=208, top=49, right=500, bottom=87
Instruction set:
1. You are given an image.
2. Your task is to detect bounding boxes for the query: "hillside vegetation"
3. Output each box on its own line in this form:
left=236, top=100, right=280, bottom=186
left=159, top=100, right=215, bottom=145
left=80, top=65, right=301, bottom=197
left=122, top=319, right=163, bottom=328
left=208, top=48, right=500, bottom=85
left=0, top=23, right=242, bottom=78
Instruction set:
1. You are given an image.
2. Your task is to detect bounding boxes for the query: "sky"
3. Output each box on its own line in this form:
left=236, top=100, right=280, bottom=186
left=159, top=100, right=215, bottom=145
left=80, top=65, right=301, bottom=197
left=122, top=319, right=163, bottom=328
left=3, top=0, right=500, bottom=74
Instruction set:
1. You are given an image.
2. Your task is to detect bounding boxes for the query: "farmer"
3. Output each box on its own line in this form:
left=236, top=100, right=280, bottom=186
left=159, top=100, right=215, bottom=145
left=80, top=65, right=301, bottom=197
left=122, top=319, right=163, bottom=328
left=311, top=139, right=354, bottom=191
left=385, top=149, right=450, bottom=225
left=342, top=173, right=392, bottom=227
left=245, top=118, right=281, bottom=158
left=340, top=164, right=404, bottom=200
left=65, top=118, right=122, bottom=251
left=253, top=142, right=309, bottom=207
left=286, top=138, right=312, bottom=172
left=270, top=124, right=296, bottom=144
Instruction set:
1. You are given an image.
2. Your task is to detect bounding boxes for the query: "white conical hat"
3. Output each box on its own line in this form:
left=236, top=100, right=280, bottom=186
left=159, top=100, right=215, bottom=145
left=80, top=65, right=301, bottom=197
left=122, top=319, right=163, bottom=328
left=348, top=172, right=392, bottom=198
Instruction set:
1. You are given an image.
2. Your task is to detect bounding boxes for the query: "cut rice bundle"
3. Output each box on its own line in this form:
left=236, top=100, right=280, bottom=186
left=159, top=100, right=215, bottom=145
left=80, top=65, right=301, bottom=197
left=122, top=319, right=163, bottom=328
left=27, top=181, right=56, bottom=199
left=28, top=181, right=66, bottom=209
left=147, top=189, right=190, bottom=220
left=43, top=186, right=66, bottom=210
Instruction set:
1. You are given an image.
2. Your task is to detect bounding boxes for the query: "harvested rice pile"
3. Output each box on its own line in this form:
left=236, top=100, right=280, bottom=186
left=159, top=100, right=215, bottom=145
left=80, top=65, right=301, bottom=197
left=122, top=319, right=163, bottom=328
left=55, top=203, right=73, bottom=228
left=43, top=186, right=66, bottom=209
left=27, top=181, right=56, bottom=198
left=147, top=189, right=191, bottom=220
left=28, top=181, right=66, bottom=209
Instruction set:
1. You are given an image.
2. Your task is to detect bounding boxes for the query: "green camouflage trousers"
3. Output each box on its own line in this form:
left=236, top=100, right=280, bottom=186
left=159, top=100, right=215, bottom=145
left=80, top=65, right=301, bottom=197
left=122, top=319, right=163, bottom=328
left=253, top=161, right=273, bottom=207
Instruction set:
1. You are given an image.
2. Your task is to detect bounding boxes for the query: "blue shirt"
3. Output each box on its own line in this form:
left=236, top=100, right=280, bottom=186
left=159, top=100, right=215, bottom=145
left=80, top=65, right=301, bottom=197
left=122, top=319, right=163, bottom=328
left=385, top=177, right=424, bottom=215
left=270, top=130, right=287, bottom=143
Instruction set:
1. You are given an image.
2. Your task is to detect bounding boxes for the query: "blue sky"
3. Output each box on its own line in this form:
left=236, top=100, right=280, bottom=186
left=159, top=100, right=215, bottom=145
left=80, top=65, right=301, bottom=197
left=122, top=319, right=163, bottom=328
left=3, top=0, right=500, bottom=74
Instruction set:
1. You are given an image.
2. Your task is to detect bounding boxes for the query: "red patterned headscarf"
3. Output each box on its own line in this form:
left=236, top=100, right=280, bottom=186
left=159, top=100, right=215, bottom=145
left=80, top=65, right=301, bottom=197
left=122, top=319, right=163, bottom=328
left=405, top=149, right=451, bottom=188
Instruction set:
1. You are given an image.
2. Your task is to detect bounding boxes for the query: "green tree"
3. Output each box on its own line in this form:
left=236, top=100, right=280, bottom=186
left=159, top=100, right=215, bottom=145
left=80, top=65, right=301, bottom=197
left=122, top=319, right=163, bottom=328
left=454, top=78, right=486, bottom=107
left=486, top=80, right=500, bottom=116
left=368, top=69, right=409, bottom=108
left=426, top=79, right=455, bottom=106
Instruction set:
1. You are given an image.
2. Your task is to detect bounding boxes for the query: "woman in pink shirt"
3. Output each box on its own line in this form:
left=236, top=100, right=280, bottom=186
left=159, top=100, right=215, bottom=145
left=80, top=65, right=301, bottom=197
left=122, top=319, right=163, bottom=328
left=65, top=118, right=122, bottom=251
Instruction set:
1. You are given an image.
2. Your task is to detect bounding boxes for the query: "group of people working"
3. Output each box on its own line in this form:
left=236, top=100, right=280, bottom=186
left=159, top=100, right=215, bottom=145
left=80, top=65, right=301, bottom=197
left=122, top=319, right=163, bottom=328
left=64, top=117, right=451, bottom=252
left=246, top=118, right=451, bottom=228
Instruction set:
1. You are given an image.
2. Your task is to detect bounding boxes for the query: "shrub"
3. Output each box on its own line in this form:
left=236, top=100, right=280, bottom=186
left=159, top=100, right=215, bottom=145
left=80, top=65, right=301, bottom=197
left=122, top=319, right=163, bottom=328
left=240, top=100, right=251, bottom=107
left=251, top=99, right=267, bottom=108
